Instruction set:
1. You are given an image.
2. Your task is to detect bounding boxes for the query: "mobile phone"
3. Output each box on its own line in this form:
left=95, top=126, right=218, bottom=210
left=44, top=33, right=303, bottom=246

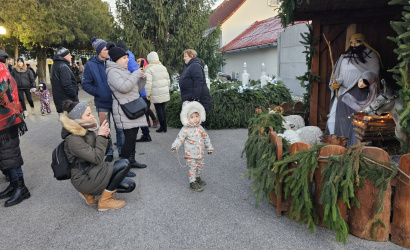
left=139, top=59, right=145, bottom=69
left=99, top=112, right=108, bottom=126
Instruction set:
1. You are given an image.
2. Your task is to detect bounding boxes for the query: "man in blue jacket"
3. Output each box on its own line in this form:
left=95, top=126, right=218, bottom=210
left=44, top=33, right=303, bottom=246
left=116, top=42, right=152, bottom=142
left=81, top=37, right=125, bottom=163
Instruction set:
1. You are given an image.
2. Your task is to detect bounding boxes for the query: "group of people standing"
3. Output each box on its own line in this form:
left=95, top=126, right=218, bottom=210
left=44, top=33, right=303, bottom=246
left=0, top=35, right=213, bottom=210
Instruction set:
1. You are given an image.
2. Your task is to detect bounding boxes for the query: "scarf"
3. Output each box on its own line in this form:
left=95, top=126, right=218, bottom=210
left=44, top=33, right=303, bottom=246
left=74, top=118, right=99, bottom=131
left=0, top=62, right=27, bottom=141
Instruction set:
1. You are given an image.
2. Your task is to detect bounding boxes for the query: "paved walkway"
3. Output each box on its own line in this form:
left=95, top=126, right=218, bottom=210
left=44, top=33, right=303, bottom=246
left=0, top=90, right=403, bottom=249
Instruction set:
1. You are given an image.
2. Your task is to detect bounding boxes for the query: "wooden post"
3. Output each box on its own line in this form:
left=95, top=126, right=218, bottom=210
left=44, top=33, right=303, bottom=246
left=391, top=154, right=410, bottom=247
left=268, top=127, right=285, bottom=216
left=309, top=18, right=320, bottom=126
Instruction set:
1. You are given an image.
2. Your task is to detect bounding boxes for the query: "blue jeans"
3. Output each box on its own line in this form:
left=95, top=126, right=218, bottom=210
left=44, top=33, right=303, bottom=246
left=6, top=167, right=23, bottom=181
left=96, top=107, right=124, bottom=156
left=141, top=126, right=149, bottom=136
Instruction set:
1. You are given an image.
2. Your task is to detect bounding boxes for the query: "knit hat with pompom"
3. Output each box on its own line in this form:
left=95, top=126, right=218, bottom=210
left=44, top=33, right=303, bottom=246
left=91, top=37, right=107, bottom=56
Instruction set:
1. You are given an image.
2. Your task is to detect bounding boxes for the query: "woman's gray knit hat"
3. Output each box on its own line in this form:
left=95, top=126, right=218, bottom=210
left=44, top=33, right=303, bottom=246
left=68, top=101, right=89, bottom=120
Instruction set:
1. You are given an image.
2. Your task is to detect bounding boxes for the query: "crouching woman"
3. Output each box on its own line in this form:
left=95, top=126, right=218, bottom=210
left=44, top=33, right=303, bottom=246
left=60, top=100, right=135, bottom=211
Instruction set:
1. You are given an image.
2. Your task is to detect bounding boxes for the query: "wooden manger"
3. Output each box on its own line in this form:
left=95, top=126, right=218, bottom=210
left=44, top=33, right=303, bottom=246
left=352, top=112, right=396, bottom=142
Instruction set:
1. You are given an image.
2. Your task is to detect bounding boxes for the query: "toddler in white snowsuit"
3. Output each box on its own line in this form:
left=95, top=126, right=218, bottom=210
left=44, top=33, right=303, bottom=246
left=171, top=101, right=213, bottom=192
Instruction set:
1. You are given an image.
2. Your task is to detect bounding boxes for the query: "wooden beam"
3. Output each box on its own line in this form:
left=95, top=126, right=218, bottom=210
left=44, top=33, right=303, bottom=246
left=294, top=6, right=402, bottom=23
left=309, top=17, right=321, bottom=126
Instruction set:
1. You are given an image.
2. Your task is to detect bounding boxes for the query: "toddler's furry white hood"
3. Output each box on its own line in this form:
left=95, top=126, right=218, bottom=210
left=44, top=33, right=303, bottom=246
left=180, top=101, right=206, bottom=126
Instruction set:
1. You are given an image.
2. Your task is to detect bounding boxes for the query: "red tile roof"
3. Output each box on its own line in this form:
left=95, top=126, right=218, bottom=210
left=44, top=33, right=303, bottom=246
left=209, top=0, right=247, bottom=28
left=220, top=17, right=305, bottom=52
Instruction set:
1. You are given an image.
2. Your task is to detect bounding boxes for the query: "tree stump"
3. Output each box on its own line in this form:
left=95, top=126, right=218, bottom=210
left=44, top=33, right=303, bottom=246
left=315, top=145, right=347, bottom=227
left=348, top=147, right=391, bottom=241
left=391, top=153, right=410, bottom=247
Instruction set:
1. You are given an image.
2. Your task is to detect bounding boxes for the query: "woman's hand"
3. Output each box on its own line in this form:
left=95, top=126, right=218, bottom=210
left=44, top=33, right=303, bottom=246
left=98, top=120, right=110, bottom=137
left=138, top=68, right=146, bottom=79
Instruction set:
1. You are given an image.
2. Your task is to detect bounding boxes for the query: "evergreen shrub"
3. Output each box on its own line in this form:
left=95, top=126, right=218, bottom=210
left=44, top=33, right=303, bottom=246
left=165, top=79, right=293, bottom=129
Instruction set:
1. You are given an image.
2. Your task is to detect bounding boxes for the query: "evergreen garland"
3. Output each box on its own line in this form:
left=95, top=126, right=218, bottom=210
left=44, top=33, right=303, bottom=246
left=273, top=144, right=326, bottom=232
left=278, top=0, right=311, bottom=27
left=242, top=111, right=290, bottom=207
left=387, top=0, right=410, bottom=153
left=270, top=142, right=398, bottom=244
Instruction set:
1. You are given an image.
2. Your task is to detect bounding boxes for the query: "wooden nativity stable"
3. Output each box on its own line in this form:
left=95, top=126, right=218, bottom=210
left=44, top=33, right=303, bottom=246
left=291, top=0, right=403, bottom=129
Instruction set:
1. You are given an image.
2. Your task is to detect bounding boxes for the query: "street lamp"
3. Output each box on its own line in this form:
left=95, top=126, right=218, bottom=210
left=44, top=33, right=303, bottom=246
left=0, top=26, right=5, bottom=51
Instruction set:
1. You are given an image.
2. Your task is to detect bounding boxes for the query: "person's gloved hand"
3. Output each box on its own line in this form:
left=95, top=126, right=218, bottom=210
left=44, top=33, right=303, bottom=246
left=207, top=150, right=213, bottom=155
left=30, top=88, right=36, bottom=93
left=171, top=147, right=177, bottom=152
left=331, top=82, right=340, bottom=90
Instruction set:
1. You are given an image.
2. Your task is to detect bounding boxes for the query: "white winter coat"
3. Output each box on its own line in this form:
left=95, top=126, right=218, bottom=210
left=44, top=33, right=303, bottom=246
left=144, top=52, right=170, bottom=104
left=106, top=60, right=147, bottom=130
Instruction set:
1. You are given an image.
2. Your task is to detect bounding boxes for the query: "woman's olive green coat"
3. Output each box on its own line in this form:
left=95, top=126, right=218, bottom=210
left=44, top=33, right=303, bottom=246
left=60, top=113, right=113, bottom=196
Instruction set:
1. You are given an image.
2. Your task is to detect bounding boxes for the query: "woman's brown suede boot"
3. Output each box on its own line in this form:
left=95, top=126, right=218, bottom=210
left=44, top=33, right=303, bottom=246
left=79, top=192, right=98, bottom=206
left=98, top=190, right=126, bottom=211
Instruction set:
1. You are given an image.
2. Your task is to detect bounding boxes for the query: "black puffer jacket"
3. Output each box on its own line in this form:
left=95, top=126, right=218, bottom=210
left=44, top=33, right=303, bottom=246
left=51, top=55, right=78, bottom=113
left=11, top=68, right=35, bottom=89
left=179, top=57, right=211, bottom=111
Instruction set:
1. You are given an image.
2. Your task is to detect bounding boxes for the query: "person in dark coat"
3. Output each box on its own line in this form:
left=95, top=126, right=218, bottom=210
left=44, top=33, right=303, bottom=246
left=27, top=64, right=37, bottom=80
left=82, top=37, right=125, bottom=163
left=179, top=49, right=211, bottom=112
left=60, top=100, right=135, bottom=211
left=0, top=50, right=30, bottom=207
left=11, top=58, right=36, bottom=117
left=51, top=46, right=79, bottom=114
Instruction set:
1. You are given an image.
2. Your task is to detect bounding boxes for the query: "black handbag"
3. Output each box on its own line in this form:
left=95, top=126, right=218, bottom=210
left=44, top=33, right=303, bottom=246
left=111, top=90, right=147, bottom=120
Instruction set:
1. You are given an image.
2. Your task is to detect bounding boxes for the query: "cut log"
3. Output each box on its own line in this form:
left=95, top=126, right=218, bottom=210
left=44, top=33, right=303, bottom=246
left=348, top=146, right=391, bottom=241
left=286, top=142, right=311, bottom=220
left=391, top=153, right=410, bottom=248
left=315, top=145, right=347, bottom=227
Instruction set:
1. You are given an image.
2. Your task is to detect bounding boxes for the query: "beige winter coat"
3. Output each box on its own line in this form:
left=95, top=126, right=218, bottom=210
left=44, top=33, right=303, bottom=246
left=144, top=52, right=170, bottom=104
left=106, top=60, right=147, bottom=130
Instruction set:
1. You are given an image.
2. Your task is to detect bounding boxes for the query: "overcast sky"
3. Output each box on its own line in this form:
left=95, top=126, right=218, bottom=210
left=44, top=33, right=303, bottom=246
left=103, top=0, right=225, bottom=17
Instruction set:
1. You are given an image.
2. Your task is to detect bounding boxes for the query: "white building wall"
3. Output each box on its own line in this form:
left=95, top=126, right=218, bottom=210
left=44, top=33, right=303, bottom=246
left=277, top=23, right=309, bottom=97
left=222, top=47, right=277, bottom=81
left=221, top=0, right=279, bottom=46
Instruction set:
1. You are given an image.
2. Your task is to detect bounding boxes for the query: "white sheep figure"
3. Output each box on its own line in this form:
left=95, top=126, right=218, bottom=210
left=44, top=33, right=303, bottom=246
left=278, top=130, right=302, bottom=145
left=296, top=126, right=323, bottom=146
left=282, top=115, right=305, bottom=130
left=279, top=123, right=323, bottom=146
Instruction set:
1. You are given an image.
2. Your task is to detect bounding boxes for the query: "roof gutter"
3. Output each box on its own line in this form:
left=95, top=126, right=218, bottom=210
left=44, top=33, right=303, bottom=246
left=223, top=42, right=277, bottom=54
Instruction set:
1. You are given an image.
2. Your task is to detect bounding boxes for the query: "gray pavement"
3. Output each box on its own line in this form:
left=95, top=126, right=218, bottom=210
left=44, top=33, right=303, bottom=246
left=0, top=90, right=404, bottom=250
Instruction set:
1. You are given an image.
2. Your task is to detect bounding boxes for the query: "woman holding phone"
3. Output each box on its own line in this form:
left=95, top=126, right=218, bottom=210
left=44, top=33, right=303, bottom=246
left=105, top=42, right=148, bottom=169
left=60, top=100, right=135, bottom=211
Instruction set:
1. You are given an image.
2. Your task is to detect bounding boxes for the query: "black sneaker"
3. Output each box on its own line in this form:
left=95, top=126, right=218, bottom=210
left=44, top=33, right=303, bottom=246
left=104, top=155, right=114, bottom=162
left=136, top=134, right=152, bottom=142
